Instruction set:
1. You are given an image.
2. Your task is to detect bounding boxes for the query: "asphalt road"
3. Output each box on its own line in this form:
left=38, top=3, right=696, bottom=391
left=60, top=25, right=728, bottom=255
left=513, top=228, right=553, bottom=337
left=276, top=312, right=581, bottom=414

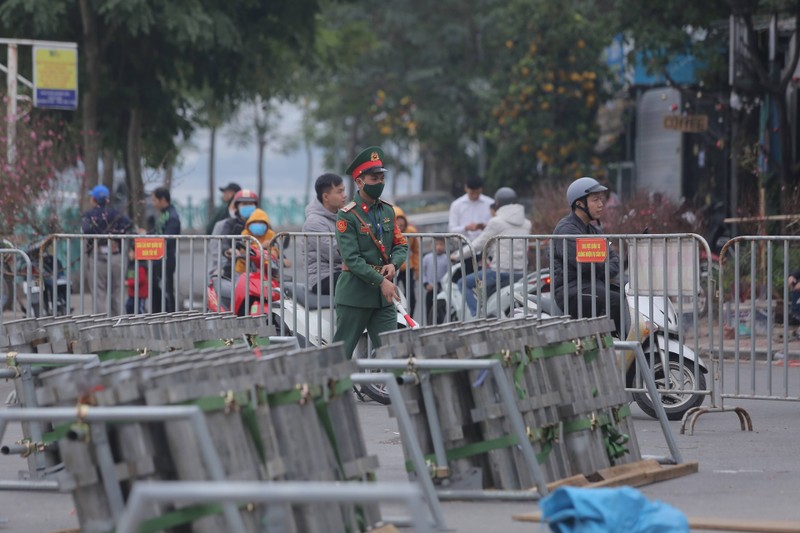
left=1, top=362, right=799, bottom=532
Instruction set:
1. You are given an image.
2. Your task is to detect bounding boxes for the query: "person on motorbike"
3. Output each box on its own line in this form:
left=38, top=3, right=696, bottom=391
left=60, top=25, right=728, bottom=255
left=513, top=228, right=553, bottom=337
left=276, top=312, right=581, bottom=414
left=303, top=173, right=347, bottom=294
left=455, top=187, right=531, bottom=318
left=211, top=188, right=259, bottom=279
left=552, top=176, right=627, bottom=336
left=81, top=184, right=134, bottom=315
left=235, top=208, right=279, bottom=275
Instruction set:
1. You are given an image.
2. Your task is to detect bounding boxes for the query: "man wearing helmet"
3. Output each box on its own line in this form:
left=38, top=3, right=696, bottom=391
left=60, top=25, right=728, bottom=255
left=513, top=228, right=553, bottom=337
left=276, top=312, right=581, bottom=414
left=553, top=177, right=627, bottom=336
left=456, top=186, right=531, bottom=318
left=213, top=188, right=260, bottom=279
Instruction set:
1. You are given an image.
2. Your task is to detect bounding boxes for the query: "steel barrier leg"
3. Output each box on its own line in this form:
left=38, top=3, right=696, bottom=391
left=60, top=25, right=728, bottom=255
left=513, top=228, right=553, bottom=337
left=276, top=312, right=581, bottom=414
left=350, top=372, right=448, bottom=531
left=615, top=341, right=683, bottom=464
left=0, top=407, right=247, bottom=533
left=356, top=359, right=550, bottom=499
left=116, top=481, right=432, bottom=533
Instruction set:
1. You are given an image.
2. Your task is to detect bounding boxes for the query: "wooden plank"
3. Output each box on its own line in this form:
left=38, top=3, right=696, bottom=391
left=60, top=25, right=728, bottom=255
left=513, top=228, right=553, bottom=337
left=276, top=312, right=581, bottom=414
left=590, top=461, right=698, bottom=489
left=546, top=473, right=591, bottom=490
left=369, top=525, right=401, bottom=533
left=542, top=460, right=697, bottom=491
left=513, top=511, right=800, bottom=533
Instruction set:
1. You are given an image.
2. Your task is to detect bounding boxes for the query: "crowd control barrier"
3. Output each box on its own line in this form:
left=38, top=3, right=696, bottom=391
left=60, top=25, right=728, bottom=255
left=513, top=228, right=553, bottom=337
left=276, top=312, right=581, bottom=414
left=369, top=314, right=682, bottom=501
left=685, top=236, right=800, bottom=433
left=0, top=312, right=444, bottom=533
left=0, top=234, right=276, bottom=322
left=480, top=234, right=714, bottom=421
left=0, top=247, right=34, bottom=321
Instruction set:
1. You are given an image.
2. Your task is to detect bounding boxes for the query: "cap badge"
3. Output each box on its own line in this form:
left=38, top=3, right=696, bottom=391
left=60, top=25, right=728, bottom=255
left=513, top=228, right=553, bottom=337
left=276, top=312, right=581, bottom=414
left=370, top=151, right=379, bottom=161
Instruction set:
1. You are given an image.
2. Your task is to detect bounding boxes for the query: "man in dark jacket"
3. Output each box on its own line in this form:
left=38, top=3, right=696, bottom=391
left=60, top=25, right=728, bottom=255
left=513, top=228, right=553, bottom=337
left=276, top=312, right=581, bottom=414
left=81, top=184, right=133, bottom=315
left=205, top=182, right=241, bottom=234
left=150, top=186, right=182, bottom=312
left=303, top=173, right=347, bottom=294
left=553, top=177, right=627, bottom=336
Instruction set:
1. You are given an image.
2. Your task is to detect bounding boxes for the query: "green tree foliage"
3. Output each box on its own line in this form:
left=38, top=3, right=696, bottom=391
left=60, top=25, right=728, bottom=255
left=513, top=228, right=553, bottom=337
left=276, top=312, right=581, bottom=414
left=486, top=0, right=619, bottom=191
left=307, top=0, right=623, bottom=195
left=0, top=0, right=320, bottom=225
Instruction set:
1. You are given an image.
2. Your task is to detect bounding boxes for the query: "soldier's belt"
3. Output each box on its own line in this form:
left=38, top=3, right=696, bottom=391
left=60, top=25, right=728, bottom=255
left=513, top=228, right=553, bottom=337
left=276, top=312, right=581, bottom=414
left=342, top=263, right=382, bottom=273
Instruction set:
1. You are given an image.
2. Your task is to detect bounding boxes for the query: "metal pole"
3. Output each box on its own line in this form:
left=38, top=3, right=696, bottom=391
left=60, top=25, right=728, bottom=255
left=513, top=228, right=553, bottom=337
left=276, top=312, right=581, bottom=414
left=350, top=372, right=448, bottom=531
left=354, top=359, right=550, bottom=496
left=418, top=373, right=449, bottom=473
left=0, top=480, right=60, bottom=491
left=615, top=340, right=683, bottom=464
left=488, top=362, right=549, bottom=496
left=7, top=43, right=17, bottom=165
left=8, top=353, right=99, bottom=365
left=116, top=481, right=432, bottom=533
left=0, top=407, right=247, bottom=532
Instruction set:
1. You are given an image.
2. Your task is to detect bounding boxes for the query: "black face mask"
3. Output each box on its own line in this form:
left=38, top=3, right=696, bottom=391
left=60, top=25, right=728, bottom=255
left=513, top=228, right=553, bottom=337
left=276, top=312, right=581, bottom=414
left=361, top=181, right=384, bottom=199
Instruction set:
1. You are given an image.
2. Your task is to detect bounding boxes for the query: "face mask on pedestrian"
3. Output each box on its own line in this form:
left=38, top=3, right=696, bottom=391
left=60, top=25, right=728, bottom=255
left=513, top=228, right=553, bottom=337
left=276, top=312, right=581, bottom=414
left=239, top=204, right=256, bottom=219
left=248, top=222, right=268, bottom=237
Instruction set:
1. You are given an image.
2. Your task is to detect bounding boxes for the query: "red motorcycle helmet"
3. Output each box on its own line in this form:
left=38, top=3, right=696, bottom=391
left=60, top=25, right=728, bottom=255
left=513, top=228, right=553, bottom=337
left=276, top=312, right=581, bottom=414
left=232, top=189, right=259, bottom=206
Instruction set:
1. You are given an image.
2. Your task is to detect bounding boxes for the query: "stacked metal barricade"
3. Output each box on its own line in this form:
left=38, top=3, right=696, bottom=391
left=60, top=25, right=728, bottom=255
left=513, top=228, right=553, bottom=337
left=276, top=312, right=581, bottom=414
left=377, top=315, right=641, bottom=491
left=2, top=313, right=381, bottom=533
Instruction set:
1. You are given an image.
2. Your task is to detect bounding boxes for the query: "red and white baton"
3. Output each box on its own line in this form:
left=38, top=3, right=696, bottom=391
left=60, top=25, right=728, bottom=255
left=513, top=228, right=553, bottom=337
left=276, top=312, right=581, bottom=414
left=393, top=300, right=419, bottom=330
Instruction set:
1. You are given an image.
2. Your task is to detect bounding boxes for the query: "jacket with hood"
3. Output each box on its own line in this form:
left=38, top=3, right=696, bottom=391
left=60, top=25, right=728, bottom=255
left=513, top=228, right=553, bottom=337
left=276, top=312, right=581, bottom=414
left=302, top=198, right=342, bottom=291
left=393, top=207, right=420, bottom=274
left=463, top=203, right=531, bottom=271
left=236, top=208, right=278, bottom=274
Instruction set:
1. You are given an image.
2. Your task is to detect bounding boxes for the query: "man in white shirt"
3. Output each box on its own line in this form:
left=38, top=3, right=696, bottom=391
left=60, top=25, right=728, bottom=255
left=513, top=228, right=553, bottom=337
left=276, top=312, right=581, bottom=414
left=448, top=176, right=494, bottom=241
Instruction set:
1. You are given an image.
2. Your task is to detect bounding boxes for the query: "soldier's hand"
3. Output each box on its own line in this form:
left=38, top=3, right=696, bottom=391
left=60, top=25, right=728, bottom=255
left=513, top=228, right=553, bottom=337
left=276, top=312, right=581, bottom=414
left=380, top=264, right=396, bottom=280
left=380, top=279, right=400, bottom=303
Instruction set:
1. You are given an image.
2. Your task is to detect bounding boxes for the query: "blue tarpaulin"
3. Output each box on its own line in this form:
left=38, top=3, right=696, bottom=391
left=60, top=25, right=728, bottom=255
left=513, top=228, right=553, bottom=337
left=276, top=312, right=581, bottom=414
left=541, top=486, right=689, bottom=533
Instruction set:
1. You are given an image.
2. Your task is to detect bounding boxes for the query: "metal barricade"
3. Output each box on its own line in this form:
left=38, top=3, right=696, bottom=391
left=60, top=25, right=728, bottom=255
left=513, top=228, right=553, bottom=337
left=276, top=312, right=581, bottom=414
left=267, top=232, right=475, bottom=347
left=686, top=236, right=800, bottom=432
left=482, top=234, right=714, bottom=422
left=0, top=247, right=34, bottom=323
left=31, top=234, right=270, bottom=319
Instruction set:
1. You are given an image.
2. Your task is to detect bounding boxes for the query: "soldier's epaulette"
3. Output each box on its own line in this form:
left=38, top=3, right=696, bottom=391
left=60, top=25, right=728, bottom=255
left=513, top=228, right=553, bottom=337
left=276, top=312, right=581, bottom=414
left=341, top=201, right=357, bottom=213
left=379, top=198, right=393, bottom=207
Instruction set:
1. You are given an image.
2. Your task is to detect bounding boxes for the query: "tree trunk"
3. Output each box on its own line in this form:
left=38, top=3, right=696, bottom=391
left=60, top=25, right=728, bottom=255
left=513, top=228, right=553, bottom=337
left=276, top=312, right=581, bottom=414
left=101, top=146, right=114, bottom=189
left=164, top=162, right=173, bottom=190
left=207, top=125, right=216, bottom=220
left=126, top=107, right=145, bottom=229
left=303, top=98, right=313, bottom=205
left=257, top=136, right=266, bottom=203
left=78, top=0, right=101, bottom=212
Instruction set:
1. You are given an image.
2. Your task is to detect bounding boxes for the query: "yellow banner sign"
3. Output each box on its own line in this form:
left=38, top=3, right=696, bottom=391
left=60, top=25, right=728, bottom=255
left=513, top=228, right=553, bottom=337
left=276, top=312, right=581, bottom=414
left=135, top=238, right=165, bottom=261
left=33, top=46, right=78, bottom=110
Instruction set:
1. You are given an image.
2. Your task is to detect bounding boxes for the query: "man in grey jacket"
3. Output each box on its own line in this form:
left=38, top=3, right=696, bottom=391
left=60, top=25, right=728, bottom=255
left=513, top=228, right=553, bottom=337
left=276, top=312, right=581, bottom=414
left=303, top=173, right=347, bottom=294
left=553, top=176, right=627, bottom=336
left=457, top=187, right=531, bottom=317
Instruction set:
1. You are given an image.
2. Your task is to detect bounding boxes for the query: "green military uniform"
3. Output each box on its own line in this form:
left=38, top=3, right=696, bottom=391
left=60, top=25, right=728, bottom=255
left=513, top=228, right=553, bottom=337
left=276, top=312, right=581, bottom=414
left=333, top=147, right=408, bottom=359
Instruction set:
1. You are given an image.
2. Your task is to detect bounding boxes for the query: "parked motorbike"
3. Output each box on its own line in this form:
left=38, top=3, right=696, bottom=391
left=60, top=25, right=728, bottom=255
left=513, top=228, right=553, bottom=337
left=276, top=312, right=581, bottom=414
left=515, top=271, right=708, bottom=420
left=277, top=282, right=416, bottom=405
left=1, top=238, right=69, bottom=317
left=430, top=261, right=548, bottom=324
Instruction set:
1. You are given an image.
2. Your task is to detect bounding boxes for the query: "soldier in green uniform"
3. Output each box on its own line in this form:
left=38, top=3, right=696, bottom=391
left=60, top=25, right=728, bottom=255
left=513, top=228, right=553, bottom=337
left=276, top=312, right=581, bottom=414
left=333, top=146, right=409, bottom=359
